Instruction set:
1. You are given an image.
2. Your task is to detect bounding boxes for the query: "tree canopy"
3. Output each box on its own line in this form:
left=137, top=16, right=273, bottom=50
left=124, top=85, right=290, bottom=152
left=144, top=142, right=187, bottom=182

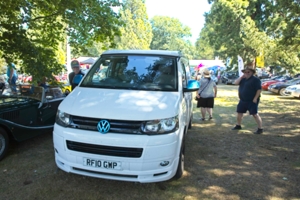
left=115, top=0, right=152, bottom=49
left=0, top=0, right=122, bottom=84
left=150, top=16, right=195, bottom=59
left=199, top=0, right=300, bottom=72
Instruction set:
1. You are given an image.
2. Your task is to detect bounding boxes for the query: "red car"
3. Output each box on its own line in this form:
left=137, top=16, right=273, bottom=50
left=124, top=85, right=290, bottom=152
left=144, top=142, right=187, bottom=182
left=261, top=80, right=282, bottom=91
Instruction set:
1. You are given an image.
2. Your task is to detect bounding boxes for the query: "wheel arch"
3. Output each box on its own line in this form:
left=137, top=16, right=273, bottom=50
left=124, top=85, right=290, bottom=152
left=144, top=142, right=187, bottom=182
left=0, top=124, right=14, bottom=141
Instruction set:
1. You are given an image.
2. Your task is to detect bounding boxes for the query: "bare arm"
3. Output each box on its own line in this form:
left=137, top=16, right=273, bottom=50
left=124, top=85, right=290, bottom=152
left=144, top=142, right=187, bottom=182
left=253, top=89, right=261, bottom=103
left=234, top=75, right=245, bottom=85
left=214, top=86, right=217, bottom=98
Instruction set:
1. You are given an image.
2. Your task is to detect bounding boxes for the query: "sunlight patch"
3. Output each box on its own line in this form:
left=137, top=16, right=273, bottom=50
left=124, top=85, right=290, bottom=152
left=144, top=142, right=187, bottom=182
left=208, top=169, right=235, bottom=176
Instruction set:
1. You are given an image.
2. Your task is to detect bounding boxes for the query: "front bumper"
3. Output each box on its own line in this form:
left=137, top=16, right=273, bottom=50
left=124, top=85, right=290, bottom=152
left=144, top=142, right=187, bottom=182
left=53, top=124, right=181, bottom=183
left=268, top=88, right=279, bottom=94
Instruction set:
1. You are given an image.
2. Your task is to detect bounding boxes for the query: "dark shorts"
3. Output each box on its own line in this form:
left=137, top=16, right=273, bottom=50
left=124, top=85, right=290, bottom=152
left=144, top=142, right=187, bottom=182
left=197, top=97, right=214, bottom=108
left=236, top=99, right=260, bottom=115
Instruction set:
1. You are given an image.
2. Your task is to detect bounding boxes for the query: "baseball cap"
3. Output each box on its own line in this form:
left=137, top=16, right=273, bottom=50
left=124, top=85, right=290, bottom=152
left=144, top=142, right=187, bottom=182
left=71, top=60, right=80, bottom=68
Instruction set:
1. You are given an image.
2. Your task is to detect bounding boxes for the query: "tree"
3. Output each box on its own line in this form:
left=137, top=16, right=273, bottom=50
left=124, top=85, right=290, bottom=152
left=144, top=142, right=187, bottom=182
left=204, top=0, right=269, bottom=66
left=195, top=26, right=215, bottom=60
left=204, top=0, right=300, bottom=72
left=0, top=0, right=122, bottom=84
left=115, top=0, right=152, bottom=49
left=150, top=16, right=195, bottom=59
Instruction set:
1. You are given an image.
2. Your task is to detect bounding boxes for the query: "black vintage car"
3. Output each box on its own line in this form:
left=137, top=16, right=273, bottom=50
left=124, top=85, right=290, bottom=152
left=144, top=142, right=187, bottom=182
left=221, top=71, right=239, bottom=85
left=0, top=85, right=64, bottom=160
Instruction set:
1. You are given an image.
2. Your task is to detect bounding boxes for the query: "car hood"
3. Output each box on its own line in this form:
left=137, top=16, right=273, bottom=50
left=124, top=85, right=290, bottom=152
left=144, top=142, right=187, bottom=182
left=226, top=75, right=238, bottom=79
left=264, top=80, right=280, bottom=85
left=0, top=97, right=38, bottom=111
left=273, top=82, right=290, bottom=87
left=59, top=87, right=181, bottom=120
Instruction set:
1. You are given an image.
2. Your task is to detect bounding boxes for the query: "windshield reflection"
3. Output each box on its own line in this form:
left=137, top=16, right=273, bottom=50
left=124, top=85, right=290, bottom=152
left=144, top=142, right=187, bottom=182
left=81, top=55, right=178, bottom=91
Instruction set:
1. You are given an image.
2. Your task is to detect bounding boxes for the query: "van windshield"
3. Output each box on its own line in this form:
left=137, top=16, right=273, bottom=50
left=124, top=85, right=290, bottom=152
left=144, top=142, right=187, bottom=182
left=80, top=55, right=178, bottom=91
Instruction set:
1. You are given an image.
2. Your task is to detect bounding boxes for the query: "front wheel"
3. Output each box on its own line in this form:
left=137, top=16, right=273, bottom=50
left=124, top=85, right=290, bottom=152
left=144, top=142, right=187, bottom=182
left=173, top=139, right=185, bottom=179
left=0, top=128, right=9, bottom=161
left=188, top=115, right=192, bottom=129
left=279, top=88, right=287, bottom=96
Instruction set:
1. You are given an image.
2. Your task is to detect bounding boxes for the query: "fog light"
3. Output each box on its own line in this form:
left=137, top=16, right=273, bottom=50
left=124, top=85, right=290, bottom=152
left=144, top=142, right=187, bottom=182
left=160, top=161, right=169, bottom=166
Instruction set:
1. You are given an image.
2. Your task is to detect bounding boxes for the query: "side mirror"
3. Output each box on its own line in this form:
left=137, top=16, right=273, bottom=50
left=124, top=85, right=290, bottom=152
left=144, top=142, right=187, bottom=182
left=187, top=79, right=200, bottom=88
left=73, top=74, right=83, bottom=85
left=183, top=80, right=200, bottom=92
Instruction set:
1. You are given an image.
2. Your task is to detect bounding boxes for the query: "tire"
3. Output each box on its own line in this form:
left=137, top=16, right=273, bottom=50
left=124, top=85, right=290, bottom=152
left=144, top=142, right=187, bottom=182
left=173, top=139, right=185, bottom=179
left=279, top=88, right=287, bottom=96
left=0, top=128, right=9, bottom=161
left=188, top=115, right=192, bottom=129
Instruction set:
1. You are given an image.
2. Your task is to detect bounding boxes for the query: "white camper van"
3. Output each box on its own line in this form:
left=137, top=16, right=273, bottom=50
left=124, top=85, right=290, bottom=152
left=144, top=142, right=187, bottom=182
left=53, top=50, right=200, bottom=183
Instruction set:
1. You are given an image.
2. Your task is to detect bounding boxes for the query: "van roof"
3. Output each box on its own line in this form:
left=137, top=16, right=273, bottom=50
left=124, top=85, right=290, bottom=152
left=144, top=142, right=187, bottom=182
left=102, top=50, right=184, bottom=57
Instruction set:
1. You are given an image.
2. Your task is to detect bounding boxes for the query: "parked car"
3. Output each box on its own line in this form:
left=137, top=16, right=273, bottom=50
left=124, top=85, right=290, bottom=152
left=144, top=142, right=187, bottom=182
left=0, top=85, right=65, bottom=160
left=53, top=50, right=200, bottom=183
left=261, top=80, right=282, bottom=91
left=256, top=68, right=270, bottom=79
left=211, top=74, right=218, bottom=85
left=221, top=71, right=239, bottom=85
left=291, top=88, right=300, bottom=98
left=285, top=84, right=300, bottom=96
left=268, top=78, right=300, bottom=96
left=261, top=75, right=292, bottom=83
left=261, top=75, right=281, bottom=83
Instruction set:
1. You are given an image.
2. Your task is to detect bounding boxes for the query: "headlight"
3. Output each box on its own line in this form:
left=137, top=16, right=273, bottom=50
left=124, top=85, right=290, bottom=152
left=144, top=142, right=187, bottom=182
left=55, top=110, right=71, bottom=127
left=141, top=116, right=179, bottom=134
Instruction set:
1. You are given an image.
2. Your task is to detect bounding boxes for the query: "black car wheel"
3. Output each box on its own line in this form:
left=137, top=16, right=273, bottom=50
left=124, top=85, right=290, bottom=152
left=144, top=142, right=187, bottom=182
left=188, top=116, right=192, bottom=129
left=0, top=127, right=9, bottom=161
left=173, top=139, right=185, bottom=179
left=279, top=88, right=287, bottom=96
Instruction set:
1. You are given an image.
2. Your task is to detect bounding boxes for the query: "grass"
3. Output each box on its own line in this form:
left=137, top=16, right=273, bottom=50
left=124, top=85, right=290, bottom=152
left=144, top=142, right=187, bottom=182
left=0, top=84, right=299, bottom=200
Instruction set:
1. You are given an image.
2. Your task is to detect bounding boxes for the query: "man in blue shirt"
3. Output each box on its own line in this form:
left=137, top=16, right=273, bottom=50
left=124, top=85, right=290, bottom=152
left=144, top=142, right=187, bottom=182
left=68, top=60, right=85, bottom=90
left=232, top=66, right=263, bottom=134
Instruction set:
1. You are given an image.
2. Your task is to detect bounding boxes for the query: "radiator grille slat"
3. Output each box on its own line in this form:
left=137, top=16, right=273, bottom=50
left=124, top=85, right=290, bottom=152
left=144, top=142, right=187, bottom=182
left=66, top=140, right=143, bottom=158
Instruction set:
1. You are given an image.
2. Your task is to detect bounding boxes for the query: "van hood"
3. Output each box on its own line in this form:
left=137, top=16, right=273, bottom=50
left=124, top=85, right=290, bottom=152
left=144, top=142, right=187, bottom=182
left=59, top=88, right=181, bottom=120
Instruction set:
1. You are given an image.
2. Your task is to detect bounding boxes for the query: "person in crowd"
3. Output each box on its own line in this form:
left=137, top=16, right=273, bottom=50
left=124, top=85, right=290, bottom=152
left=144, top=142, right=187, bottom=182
left=217, top=68, right=221, bottom=83
left=196, top=69, right=217, bottom=121
left=195, top=69, right=202, bottom=81
left=232, top=65, right=263, bottom=134
left=68, top=60, right=85, bottom=90
left=6, top=63, right=18, bottom=94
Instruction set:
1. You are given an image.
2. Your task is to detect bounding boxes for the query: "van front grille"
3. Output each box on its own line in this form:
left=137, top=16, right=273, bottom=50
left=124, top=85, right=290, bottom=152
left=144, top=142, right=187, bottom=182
left=70, top=116, right=143, bottom=134
left=66, top=140, right=143, bottom=158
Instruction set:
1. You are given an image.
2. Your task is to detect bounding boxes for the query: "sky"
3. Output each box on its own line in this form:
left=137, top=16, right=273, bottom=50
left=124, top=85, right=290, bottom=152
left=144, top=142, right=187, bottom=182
left=145, top=0, right=212, bottom=44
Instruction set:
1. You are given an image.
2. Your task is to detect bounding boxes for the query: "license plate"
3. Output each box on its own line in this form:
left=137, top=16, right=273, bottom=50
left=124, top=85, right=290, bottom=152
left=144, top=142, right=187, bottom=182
left=83, top=158, right=122, bottom=170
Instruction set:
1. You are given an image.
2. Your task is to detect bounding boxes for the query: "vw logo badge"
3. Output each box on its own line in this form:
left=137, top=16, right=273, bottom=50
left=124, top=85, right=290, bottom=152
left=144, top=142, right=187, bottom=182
left=97, top=120, right=110, bottom=134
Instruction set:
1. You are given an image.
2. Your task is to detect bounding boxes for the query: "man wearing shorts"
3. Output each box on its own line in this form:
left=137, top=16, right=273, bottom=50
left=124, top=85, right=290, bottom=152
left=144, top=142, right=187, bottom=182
left=232, top=65, right=263, bottom=134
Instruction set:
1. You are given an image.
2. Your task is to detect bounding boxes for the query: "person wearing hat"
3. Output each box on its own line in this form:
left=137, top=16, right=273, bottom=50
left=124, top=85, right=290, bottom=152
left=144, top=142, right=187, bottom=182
left=68, top=59, right=85, bottom=90
left=196, top=68, right=217, bottom=121
left=232, top=65, right=263, bottom=134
